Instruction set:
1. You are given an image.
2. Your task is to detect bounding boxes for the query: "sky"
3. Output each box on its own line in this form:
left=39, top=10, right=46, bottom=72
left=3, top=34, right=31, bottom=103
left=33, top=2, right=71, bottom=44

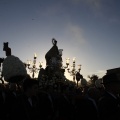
left=0, top=0, right=120, bottom=81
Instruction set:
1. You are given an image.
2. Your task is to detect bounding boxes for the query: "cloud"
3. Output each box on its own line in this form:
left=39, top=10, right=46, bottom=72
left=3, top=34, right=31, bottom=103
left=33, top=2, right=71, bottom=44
left=70, top=0, right=101, bottom=9
left=65, top=23, right=86, bottom=45
left=109, top=18, right=120, bottom=24
left=94, top=69, right=106, bottom=78
left=87, top=69, right=106, bottom=79
left=86, top=0, right=101, bottom=8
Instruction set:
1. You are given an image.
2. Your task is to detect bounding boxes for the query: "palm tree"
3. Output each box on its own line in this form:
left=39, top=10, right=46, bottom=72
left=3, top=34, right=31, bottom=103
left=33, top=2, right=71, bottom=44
left=87, top=74, right=99, bottom=87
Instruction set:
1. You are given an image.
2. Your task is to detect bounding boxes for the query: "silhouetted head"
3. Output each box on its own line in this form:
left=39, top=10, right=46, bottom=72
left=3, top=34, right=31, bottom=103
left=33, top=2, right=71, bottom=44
left=102, top=73, right=120, bottom=85
left=102, top=73, right=120, bottom=93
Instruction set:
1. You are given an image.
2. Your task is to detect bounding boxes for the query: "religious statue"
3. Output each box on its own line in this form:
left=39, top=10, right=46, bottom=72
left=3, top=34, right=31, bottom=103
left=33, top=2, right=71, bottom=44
left=45, top=38, right=62, bottom=66
left=38, top=38, right=65, bottom=86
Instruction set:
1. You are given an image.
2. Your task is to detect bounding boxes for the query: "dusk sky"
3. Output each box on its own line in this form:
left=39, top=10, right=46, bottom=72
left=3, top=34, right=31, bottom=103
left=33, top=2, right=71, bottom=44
left=0, top=0, right=120, bottom=81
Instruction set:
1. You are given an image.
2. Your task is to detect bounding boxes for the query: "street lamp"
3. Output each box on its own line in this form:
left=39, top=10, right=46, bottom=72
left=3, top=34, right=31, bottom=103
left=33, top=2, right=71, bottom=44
left=25, top=53, right=42, bottom=78
left=66, top=57, right=81, bottom=83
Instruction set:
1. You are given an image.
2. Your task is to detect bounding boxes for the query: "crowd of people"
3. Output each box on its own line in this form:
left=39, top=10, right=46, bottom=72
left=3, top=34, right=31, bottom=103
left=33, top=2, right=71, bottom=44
left=0, top=73, right=120, bottom=120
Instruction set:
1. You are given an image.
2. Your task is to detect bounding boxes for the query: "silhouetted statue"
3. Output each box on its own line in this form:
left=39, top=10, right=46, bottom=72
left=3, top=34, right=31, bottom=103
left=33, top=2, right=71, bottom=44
left=3, top=42, right=11, bottom=56
left=45, top=38, right=62, bottom=66
left=38, top=38, right=65, bottom=84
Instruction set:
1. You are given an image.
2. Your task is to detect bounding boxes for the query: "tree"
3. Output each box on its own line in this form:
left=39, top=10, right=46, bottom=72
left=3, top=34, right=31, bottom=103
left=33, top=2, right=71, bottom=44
left=87, top=74, right=99, bottom=87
